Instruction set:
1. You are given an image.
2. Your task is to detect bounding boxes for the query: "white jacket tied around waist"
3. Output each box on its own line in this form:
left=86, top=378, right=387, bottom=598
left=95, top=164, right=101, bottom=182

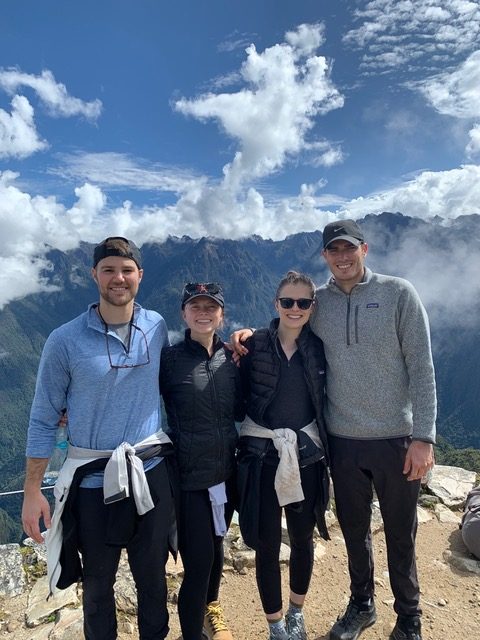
left=46, top=430, right=172, bottom=596
left=240, top=416, right=321, bottom=507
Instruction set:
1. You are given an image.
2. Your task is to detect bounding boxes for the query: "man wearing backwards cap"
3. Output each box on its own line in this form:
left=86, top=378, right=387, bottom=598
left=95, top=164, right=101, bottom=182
left=22, top=237, right=176, bottom=640
left=314, top=220, right=436, bottom=640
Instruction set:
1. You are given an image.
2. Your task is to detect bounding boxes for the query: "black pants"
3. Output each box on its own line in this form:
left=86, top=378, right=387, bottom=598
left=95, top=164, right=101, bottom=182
left=178, top=481, right=235, bottom=640
left=75, top=461, right=174, bottom=640
left=329, top=436, right=421, bottom=617
left=256, top=462, right=318, bottom=615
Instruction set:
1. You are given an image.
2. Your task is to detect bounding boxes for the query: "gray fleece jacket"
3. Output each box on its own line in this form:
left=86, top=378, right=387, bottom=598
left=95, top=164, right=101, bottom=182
left=310, top=268, right=436, bottom=443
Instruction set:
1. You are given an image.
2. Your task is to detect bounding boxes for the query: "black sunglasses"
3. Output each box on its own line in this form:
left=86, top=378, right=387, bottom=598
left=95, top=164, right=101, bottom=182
left=277, top=297, right=315, bottom=310
left=104, top=323, right=150, bottom=369
left=183, top=282, right=221, bottom=295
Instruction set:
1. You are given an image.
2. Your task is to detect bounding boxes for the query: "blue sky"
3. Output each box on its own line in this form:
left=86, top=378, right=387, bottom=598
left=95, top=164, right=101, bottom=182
left=1, top=0, right=480, bottom=306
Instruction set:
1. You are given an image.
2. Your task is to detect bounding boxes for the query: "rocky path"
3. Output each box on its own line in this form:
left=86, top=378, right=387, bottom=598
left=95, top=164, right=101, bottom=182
left=2, top=517, right=479, bottom=640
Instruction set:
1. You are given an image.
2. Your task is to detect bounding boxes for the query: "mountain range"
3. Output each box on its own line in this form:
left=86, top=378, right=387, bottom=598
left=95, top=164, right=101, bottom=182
left=1, top=212, right=479, bottom=541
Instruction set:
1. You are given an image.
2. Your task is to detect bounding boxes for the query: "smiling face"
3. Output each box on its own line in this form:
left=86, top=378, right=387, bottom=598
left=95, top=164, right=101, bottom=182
left=92, top=256, right=143, bottom=310
left=275, top=282, right=315, bottom=331
left=322, top=239, right=368, bottom=293
left=182, top=295, right=224, bottom=341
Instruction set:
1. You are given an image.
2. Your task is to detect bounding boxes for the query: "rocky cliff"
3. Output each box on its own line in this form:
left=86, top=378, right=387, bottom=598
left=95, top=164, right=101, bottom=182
left=0, top=465, right=479, bottom=640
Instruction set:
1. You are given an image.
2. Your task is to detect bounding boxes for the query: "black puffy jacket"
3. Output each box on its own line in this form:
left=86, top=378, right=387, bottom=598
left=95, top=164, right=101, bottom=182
left=237, top=319, right=330, bottom=548
left=160, top=330, right=244, bottom=491
left=242, top=318, right=328, bottom=459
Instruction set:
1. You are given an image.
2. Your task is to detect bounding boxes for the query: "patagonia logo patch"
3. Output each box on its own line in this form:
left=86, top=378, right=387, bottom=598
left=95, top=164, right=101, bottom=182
left=366, top=302, right=379, bottom=309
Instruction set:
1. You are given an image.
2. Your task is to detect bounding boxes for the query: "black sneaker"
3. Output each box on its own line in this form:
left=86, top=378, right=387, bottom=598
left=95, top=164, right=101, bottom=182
left=329, top=598, right=377, bottom=640
left=390, top=616, right=422, bottom=640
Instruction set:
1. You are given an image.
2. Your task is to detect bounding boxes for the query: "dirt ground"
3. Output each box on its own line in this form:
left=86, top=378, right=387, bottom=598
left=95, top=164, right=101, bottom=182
left=3, top=518, right=480, bottom=639
left=209, top=519, right=480, bottom=640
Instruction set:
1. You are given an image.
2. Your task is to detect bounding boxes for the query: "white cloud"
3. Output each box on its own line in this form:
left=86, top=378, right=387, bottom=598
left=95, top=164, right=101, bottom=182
left=285, top=22, right=325, bottom=55
left=411, top=52, right=480, bottom=155
left=0, top=95, right=47, bottom=158
left=2, top=160, right=480, bottom=309
left=344, top=0, right=480, bottom=72
left=415, top=50, right=480, bottom=118
left=0, top=165, right=336, bottom=308
left=1, top=22, right=480, bottom=309
left=0, top=254, right=61, bottom=307
left=218, top=31, right=257, bottom=53
left=466, top=124, right=480, bottom=157
left=0, top=68, right=102, bottom=120
left=366, top=222, right=480, bottom=328
left=51, top=152, right=204, bottom=193
left=175, top=23, right=344, bottom=189
left=307, top=142, right=345, bottom=168
left=339, top=164, right=480, bottom=219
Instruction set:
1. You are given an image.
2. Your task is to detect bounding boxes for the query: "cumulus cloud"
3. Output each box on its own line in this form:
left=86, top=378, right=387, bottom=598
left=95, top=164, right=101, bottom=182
left=339, top=164, right=480, bottom=219
left=285, top=22, right=325, bottom=55
left=0, top=254, right=61, bottom=307
left=0, top=68, right=102, bottom=120
left=306, top=141, right=345, bottom=168
left=0, top=171, right=91, bottom=307
left=0, top=23, right=344, bottom=299
left=466, top=124, right=480, bottom=157
left=175, top=23, right=344, bottom=189
left=0, top=95, right=48, bottom=158
left=3, top=157, right=480, bottom=310
left=0, top=164, right=337, bottom=308
left=1, top=22, right=480, bottom=310
left=410, top=51, right=480, bottom=155
left=415, top=51, right=480, bottom=119
left=344, top=0, right=480, bottom=73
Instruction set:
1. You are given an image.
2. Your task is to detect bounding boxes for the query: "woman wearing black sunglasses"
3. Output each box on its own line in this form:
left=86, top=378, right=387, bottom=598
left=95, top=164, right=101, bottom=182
left=160, top=283, right=244, bottom=640
left=237, top=271, right=330, bottom=640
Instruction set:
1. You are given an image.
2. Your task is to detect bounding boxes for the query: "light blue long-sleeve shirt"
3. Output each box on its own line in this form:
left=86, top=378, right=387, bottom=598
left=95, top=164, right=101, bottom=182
left=26, top=302, right=169, bottom=486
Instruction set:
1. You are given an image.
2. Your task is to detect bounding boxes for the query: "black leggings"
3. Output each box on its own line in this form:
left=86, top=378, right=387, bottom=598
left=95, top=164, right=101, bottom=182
left=75, top=461, right=174, bottom=640
left=256, top=462, right=319, bottom=614
left=178, top=482, right=235, bottom=640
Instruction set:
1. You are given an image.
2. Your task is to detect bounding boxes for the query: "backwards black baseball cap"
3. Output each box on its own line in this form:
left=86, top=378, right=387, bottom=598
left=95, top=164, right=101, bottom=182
left=93, top=237, right=142, bottom=269
left=322, top=219, right=365, bottom=249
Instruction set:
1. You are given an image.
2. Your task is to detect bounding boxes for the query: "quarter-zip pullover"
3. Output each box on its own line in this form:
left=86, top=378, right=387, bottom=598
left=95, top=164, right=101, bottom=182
left=310, top=268, right=436, bottom=442
left=27, top=303, right=169, bottom=487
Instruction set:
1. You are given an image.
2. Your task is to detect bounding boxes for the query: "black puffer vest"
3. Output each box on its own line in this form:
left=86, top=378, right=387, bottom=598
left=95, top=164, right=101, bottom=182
left=244, top=319, right=328, bottom=459
left=160, top=330, right=243, bottom=491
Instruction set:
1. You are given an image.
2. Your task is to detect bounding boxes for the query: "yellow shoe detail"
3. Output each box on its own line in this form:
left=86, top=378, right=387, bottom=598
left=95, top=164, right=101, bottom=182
left=204, top=601, right=233, bottom=640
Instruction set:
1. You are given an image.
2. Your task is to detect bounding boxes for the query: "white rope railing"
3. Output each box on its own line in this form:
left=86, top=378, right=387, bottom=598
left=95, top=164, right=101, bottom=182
left=0, top=486, right=54, bottom=497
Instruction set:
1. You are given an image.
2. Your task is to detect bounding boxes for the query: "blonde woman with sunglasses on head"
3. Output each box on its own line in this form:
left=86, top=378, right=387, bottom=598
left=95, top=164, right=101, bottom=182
left=160, top=283, right=244, bottom=640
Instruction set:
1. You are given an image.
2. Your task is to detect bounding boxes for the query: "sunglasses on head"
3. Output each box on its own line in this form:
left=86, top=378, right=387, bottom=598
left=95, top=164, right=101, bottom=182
left=183, top=282, right=221, bottom=295
left=277, top=297, right=315, bottom=310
